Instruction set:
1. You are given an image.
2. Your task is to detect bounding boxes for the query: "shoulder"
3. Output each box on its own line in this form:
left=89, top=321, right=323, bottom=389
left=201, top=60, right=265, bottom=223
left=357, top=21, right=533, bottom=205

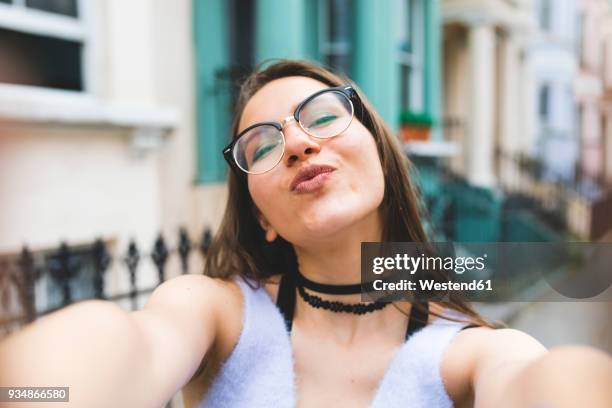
left=447, top=326, right=547, bottom=371
left=261, top=273, right=283, bottom=303
left=147, top=273, right=245, bottom=351
left=147, top=274, right=243, bottom=318
left=149, top=274, right=244, bottom=380
left=441, top=325, right=547, bottom=406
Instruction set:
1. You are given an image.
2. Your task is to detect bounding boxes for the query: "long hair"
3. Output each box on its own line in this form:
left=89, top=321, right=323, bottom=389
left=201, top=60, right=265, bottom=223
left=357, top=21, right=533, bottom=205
left=205, top=59, right=497, bottom=328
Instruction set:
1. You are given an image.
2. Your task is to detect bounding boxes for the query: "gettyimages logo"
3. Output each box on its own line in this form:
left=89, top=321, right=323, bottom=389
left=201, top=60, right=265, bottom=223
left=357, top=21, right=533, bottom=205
left=360, top=242, right=612, bottom=302
left=371, top=252, right=488, bottom=275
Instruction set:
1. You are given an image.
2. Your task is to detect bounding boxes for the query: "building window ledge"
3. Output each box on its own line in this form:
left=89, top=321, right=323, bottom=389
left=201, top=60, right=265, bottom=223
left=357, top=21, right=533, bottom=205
left=404, top=140, right=460, bottom=158
left=0, top=84, right=179, bottom=154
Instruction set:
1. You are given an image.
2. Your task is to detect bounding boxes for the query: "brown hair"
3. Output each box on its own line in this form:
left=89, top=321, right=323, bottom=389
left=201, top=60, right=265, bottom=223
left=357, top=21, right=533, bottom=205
left=205, top=59, right=497, bottom=328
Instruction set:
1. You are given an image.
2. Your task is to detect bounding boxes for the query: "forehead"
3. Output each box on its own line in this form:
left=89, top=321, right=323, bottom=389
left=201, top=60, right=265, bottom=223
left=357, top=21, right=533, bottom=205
left=238, top=76, right=331, bottom=133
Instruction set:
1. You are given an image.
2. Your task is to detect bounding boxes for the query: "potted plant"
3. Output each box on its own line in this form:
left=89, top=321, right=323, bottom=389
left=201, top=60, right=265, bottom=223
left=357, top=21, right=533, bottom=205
left=400, top=111, right=434, bottom=142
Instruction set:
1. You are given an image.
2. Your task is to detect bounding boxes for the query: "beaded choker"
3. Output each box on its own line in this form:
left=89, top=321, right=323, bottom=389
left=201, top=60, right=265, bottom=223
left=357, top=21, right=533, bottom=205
left=295, top=269, right=387, bottom=315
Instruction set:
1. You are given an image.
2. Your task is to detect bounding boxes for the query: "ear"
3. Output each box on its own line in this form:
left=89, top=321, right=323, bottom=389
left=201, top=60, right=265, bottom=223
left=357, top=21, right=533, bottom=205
left=258, top=215, right=278, bottom=243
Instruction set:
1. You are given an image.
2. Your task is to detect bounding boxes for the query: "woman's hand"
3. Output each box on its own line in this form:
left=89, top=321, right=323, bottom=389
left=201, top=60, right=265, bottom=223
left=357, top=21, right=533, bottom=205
left=0, top=274, right=228, bottom=408
left=467, top=328, right=612, bottom=407
left=496, top=345, right=612, bottom=407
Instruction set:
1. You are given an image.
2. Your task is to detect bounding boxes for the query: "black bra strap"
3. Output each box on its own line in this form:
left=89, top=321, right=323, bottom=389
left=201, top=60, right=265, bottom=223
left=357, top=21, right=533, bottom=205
left=276, top=272, right=296, bottom=332
left=405, top=301, right=429, bottom=340
left=277, top=273, right=430, bottom=339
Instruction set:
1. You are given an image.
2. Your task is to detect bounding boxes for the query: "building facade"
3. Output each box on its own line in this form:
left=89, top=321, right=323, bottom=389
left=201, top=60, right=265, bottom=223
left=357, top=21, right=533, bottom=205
left=0, top=0, right=198, bottom=306
left=441, top=0, right=532, bottom=188
left=527, top=0, right=579, bottom=183
left=575, top=0, right=612, bottom=190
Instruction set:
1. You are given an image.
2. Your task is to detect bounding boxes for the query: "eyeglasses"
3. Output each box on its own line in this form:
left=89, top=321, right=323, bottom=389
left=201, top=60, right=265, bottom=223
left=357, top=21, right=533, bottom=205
left=223, top=84, right=359, bottom=175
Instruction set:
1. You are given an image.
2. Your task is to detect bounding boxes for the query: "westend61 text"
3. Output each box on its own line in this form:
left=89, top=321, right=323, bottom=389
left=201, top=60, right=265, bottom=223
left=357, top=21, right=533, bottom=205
left=373, top=279, right=493, bottom=292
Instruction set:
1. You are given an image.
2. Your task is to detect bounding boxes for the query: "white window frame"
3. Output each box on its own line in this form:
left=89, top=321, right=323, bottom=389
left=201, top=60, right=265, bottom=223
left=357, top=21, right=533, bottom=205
left=397, top=0, right=425, bottom=113
left=318, top=0, right=352, bottom=73
left=537, top=0, right=553, bottom=32
left=0, top=0, right=95, bottom=95
left=538, top=82, right=552, bottom=125
left=0, top=1, right=176, bottom=145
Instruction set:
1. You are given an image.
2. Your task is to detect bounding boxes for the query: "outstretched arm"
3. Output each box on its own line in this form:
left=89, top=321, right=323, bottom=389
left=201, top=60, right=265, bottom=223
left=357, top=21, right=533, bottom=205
left=469, top=329, right=612, bottom=408
left=0, top=274, right=228, bottom=408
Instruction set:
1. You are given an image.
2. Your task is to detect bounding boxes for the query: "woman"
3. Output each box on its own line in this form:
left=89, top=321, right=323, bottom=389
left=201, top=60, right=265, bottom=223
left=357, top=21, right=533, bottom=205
left=1, top=60, right=610, bottom=408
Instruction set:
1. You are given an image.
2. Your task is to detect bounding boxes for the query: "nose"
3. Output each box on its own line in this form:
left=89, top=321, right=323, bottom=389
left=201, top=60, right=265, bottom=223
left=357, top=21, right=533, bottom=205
left=281, top=116, right=321, bottom=166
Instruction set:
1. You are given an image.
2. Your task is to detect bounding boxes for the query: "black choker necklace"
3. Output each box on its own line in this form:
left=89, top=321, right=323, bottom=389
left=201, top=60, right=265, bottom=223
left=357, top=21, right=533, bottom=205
left=294, top=269, right=376, bottom=295
left=294, top=270, right=387, bottom=315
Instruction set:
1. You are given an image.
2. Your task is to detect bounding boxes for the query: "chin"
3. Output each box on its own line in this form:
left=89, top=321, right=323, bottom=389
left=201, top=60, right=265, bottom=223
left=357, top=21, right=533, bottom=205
left=284, top=190, right=383, bottom=243
left=300, top=206, right=375, bottom=239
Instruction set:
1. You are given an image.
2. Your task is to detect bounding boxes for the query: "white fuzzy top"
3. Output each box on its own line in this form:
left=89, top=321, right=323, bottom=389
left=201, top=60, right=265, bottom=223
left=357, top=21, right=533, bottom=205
left=198, top=277, right=469, bottom=408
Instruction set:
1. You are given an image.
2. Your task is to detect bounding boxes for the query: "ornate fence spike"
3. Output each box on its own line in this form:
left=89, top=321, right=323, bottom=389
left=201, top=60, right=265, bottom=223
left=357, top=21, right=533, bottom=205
left=178, top=227, right=191, bottom=274
left=47, top=242, right=80, bottom=308
left=13, top=247, right=44, bottom=322
left=151, top=233, right=169, bottom=284
left=92, top=238, right=111, bottom=299
left=0, top=259, right=12, bottom=310
left=124, top=240, right=140, bottom=274
left=200, top=227, right=212, bottom=257
left=124, top=240, right=140, bottom=310
left=15, top=246, right=37, bottom=322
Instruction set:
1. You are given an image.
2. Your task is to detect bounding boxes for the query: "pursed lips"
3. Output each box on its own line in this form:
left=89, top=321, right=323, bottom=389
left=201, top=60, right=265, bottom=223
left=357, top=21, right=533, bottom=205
left=289, top=165, right=336, bottom=192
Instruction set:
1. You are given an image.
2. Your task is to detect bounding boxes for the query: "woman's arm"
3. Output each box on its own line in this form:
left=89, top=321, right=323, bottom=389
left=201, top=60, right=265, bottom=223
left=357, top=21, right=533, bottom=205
left=0, top=274, right=229, bottom=408
left=469, top=328, right=612, bottom=407
left=496, top=345, right=612, bottom=407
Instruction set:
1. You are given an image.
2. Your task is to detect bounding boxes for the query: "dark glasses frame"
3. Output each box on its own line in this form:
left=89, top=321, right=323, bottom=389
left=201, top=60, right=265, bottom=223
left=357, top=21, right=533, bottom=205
left=222, top=84, right=361, bottom=175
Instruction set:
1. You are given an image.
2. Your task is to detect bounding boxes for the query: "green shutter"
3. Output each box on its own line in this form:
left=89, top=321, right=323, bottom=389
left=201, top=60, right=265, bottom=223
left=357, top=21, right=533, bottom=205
left=352, top=0, right=400, bottom=133
left=424, top=0, right=443, bottom=140
left=193, top=0, right=230, bottom=183
left=256, top=0, right=307, bottom=61
left=304, top=0, right=321, bottom=61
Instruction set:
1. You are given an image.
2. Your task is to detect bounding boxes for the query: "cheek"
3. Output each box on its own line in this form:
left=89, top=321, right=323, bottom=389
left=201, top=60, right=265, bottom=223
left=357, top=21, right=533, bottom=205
left=247, top=177, right=273, bottom=216
left=247, top=173, right=288, bottom=224
left=337, top=128, right=385, bottom=195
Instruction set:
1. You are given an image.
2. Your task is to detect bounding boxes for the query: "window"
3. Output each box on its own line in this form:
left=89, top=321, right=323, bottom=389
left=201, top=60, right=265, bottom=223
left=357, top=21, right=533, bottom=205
left=576, top=12, right=585, bottom=64
left=562, top=85, right=574, bottom=130
left=602, top=41, right=609, bottom=80
left=319, top=0, right=353, bottom=75
left=25, top=0, right=78, bottom=17
left=226, top=0, right=255, bottom=103
left=537, top=0, right=552, bottom=32
left=576, top=103, right=584, bottom=141
left=0, top=0, right=88, bottom=92
left=538, top=84, right=551, bottom=123
left=397, top=0, right=424, bottom=113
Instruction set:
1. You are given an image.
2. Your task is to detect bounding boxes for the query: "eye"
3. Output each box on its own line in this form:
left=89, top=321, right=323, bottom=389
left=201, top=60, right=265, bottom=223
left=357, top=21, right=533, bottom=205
left=306, top=113, right=339, bottom=129
left=252, top=142, right=279, bottom=163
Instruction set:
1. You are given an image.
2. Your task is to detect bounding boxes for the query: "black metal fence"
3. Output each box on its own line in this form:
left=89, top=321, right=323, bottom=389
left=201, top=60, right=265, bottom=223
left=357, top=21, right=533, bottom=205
left=0, top=227, right=213, bottom=337
left=495, top=148, right=571, bottom=231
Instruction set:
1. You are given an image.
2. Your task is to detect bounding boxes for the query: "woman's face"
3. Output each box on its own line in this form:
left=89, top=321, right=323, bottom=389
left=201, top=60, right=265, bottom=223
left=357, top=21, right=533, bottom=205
left=239, top=76, right=385, bottom=247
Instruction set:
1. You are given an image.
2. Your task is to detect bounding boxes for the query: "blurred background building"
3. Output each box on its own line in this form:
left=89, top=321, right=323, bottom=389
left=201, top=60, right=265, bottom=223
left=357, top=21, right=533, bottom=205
left=0, top=0, right=611, bottom=405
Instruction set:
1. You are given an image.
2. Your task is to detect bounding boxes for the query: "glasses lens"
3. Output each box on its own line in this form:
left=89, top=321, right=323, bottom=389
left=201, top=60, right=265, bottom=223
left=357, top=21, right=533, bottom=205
left=298, top=91, right=353, bottom=138
left=233, top=125, right=284, bottom=174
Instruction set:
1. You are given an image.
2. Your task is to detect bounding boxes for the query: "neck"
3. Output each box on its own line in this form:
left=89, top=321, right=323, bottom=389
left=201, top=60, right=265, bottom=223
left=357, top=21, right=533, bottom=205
left=290, top=210, right=404, bottom=342
left=293, top=210, right=382, bottom=299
